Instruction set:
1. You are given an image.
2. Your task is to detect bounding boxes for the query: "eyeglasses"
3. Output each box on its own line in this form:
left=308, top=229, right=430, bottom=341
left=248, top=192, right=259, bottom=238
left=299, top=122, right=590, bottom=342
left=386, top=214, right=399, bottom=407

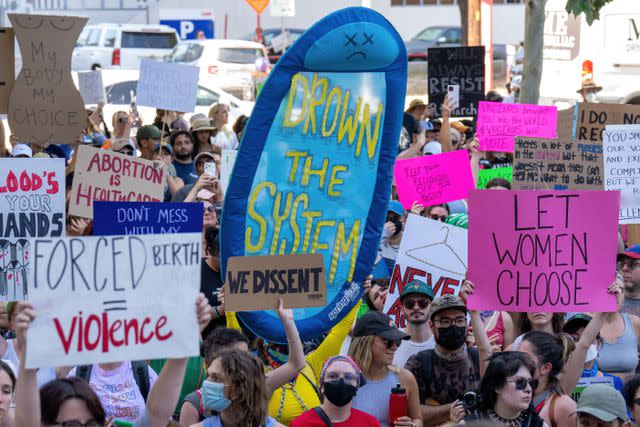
left=403, top=299, right=430, bottom=310
left=617, top=260, right=640, bottom=271
left=435, top=317, right=467, bottom=328
left=379, top=337, right=402, bottom=349
left=50, top=421, right=100, bottom=427
left=506, top=377, right=539, bottom=391
left=429, top=215, right=447, bottom=222
left=325, top=371, right=358, bottom=383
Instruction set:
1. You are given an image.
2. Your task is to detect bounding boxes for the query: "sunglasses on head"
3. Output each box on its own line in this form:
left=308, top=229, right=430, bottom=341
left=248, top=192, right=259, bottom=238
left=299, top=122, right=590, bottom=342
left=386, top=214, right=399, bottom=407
left=380, top=338, right=402, bottom=349
left=507, top=377, right=539, bottom=391
left=403, top=299, right=429, bottom=310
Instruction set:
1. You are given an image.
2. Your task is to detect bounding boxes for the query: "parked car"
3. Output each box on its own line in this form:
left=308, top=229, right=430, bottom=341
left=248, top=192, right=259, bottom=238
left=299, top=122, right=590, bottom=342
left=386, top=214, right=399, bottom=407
left=165, top=39, right=270, bottom=101
left=243, top=28, right=305, bottom=62
left=404, top=26, right=507, bottom=62
left=72, top=24, right=179, bottom=71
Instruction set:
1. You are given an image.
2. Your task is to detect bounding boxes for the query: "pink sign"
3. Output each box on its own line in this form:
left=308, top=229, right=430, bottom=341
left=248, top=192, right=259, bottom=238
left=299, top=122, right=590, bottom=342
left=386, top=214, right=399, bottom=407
left=468, top=189, right=619, bottom=312
left=394, top=150, right=474, bottom=209
left=477, top=102, right=558, bottom=152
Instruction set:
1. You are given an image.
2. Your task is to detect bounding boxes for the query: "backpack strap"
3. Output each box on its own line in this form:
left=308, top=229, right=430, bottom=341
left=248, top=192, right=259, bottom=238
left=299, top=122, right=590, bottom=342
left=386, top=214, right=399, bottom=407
left=548, top=393, right=559, bottom=427
left=131, top=361, right=151, bottom=403
left=468, top=347, right=480, bottom=374
left=76, top=365, right=92, bottom=382
left=196, top=389, right=205, bottom=420
left=419, top=349, right=435, bottom=388
left=312, top=407, right=334, bottom=427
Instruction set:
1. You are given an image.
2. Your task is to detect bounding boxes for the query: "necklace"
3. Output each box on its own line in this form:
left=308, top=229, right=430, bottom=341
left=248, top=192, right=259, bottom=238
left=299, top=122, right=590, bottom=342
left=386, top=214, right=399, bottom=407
left=487, top=409, right=525, bottom=427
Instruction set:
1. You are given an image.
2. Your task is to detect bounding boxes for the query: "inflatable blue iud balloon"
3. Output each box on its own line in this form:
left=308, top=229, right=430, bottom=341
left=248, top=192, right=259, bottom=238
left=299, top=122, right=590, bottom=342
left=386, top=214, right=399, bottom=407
left=220, top=7, right=407, bottom=343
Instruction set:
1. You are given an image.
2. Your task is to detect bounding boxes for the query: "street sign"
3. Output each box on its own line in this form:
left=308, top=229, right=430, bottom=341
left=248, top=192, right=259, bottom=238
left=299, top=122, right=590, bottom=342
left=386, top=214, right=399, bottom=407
left=270, top=0, right=295, bottom=17
left=245, top=0, right=269, bottom=15
left=159, top=9, right=215, bottom=40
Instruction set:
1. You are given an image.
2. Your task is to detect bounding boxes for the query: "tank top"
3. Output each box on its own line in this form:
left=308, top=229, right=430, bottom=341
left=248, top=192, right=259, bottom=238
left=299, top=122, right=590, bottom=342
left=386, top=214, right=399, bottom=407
left=596, top=313, right=639, bottom=374
left=203, top=415, right=276, bottom=427
left=484, top=311, right=505, bottom=349
left=351, top=369, right=400, bottom=427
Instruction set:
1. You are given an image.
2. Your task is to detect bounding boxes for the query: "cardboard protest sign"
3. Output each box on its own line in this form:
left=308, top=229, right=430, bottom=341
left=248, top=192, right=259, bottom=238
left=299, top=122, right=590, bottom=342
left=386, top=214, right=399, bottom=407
left=25, top=233, right=201, bottom=368
left=573, top=103, right=640, bottom=142
left=468, top=190, right=619, bottom=312
left=427, top=46, right=485, bottom=117
left=557, top=107, right=575, bottom=139
left=0, top=158, right=65, bottom=300
left=8, top=14, right=88, bottom=146
left=70, top=146, right=165, bottom=219
left=603, top=125, right=640, bottom=224
left=220, top=7, right=407, bottom=342
left=571, top=377, right=615, bottom=402
left=78, top=70, right=106, bottom=105
left=394, top=150, right=474, bottom=209
left=224, top=253, right=326, bottom=311
left=477, top=167, right=512, bottom=189
left=0, top=28, right=15, bottom=114
left=136, top=60, right=199, bottom=113
left=513, top=137, right=603, bottom=190
left=383, top=214, right=467, bottom=327
left=93, top=202, right=203, bottom=235
left=220, top=149, right=237, bottom=193
left=477, top=102, right=558, bottom=152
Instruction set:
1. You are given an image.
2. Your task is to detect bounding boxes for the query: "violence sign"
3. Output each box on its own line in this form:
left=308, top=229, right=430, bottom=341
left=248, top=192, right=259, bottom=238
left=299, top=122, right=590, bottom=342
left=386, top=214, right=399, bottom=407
left=513, top=137, right=603, bottom=190
left=384, top=214, right=467, bottom=327
left=394, top=150, right=474, bottom=208
left=224, top=253, right=327, bottom=311
left=603, top=125, right=640, bottom=224
left=25, top=233, right=202, bottom=368
left=427, top=46, right=485, bottom=117
left=573, top=103, right=640, bottom=142
left=220, top=7, right=407, bottom=342
left=0, top=158, right=65, bottom=300
left=70, top=146, right=165, bottom=219
left=477, top=102, right=558, bottom=152
left=93, top=201, right=204, bottom=235
left=468, top=190, right=619, bottom=312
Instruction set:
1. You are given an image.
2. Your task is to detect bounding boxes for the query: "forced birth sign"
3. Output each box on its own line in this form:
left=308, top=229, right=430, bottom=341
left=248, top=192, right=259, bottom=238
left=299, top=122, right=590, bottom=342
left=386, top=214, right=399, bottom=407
left=25, top=233, right=202, bottom=368
left=468, top=190, right=619, bottom=312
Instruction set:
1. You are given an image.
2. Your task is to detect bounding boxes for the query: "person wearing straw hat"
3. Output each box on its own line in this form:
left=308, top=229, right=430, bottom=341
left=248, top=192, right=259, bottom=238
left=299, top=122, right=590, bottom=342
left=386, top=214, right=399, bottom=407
left=577, top=79, right=603, bottom=103
left=191, top=117, right=217, bottom=155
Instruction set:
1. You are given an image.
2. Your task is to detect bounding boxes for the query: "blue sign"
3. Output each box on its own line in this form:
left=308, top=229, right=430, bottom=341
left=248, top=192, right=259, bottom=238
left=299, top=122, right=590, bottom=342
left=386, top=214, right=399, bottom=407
left=220, top=7, right=407, bottom=343
left=93, top=202, right=203, bottom=236
left=160, top=19, right=214, bottom=40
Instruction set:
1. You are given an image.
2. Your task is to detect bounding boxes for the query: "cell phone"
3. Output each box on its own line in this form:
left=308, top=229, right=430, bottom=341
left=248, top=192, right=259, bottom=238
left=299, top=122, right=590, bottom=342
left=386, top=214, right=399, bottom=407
left=204, top=162, right=218, bottom=179
left=447, top=84, right=460, bottom=109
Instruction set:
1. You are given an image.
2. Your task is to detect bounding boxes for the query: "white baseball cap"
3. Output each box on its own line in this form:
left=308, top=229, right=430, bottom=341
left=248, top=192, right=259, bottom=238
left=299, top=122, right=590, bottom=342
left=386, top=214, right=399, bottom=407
left=12, top=144, right=32, bottom=158
left=423, top=141, right=442, bottom=155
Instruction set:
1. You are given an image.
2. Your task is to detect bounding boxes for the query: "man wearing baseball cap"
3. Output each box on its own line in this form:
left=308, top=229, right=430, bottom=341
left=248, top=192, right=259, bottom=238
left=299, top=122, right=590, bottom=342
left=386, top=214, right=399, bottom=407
left=393, top=280, right=435, bottom=367
left=617, top=245, right=640, bottom=317
left=136, top=125, right=162, bottom=161
left=405, top=294, right=480, bottom=426
left=576, top=384, right=629, bottom=426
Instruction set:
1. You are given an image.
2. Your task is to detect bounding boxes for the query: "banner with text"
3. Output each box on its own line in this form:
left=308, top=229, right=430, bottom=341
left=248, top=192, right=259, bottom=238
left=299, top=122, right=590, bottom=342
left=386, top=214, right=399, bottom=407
left=513, top=137, right=603, bottom=190
left=468, top=190, right=619, bottom=312
left=384, top=214, right=467, bottom=327
left=573, top=103, right=640, bottom=142
left=603, top=125, right=640, bottom=224
left=93, top=201, right=204, bottom=235
left=26, top=233, right=202, bottom=368
left=70, top=146, right=165, bottom=219
left=477, top=102, right=558, bottom=152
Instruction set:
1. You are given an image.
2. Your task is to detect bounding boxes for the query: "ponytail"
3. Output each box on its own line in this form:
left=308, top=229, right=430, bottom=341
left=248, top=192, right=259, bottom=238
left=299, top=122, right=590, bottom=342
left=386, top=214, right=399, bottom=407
left=522, top=331, right=575, bottom=395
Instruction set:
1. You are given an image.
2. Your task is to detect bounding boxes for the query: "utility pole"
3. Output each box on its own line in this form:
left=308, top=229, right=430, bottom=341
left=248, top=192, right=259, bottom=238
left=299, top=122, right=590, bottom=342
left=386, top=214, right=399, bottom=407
left=460, top=0, right=481, bottom=46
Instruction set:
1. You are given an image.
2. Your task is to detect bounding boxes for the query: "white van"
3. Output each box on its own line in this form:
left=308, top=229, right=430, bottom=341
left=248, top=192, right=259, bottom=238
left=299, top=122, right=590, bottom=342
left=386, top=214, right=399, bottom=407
left=165, top=39, right=270, bottom=100
left=72, top=24, right=179, bottom=71
left=540, top=0, right=640, bottom=108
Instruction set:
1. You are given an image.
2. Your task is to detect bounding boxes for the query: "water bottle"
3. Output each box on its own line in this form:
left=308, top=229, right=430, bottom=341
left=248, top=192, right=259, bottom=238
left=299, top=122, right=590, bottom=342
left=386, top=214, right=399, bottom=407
left=389, top=383, right=407, bottom=424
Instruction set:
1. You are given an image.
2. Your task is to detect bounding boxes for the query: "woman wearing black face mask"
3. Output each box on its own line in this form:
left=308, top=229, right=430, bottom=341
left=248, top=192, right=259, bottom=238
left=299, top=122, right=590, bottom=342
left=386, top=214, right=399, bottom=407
left=290, top=356, right=380, bottom=426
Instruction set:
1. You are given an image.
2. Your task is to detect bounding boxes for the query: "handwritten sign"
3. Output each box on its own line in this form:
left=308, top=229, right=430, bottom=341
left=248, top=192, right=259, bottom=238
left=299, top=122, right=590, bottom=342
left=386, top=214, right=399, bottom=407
left=468, top=190, right=619, bottom=312
left=603, top=125, right=640, bottom=224
left=69, top=146, right=165, bottom=219
left=477, top=102, right=558, bottom=152
left=477, top=167, right=513, bottom=189
left=0, top=28, right=15, bottom=114
left=220, top=149, right=237, bottom=193
left=427, top=46, right=485, bottom=117
left=224, top=253, right=327, bottom=311
left=0, top=158, right=65, bottom=300
left=394, top=150, right=474, bottom=209
left=513, top=137, right=603, bottom=190
left=384, top=214, right=467, bottom=327
left=136, top=60, right=199, bottom=113
left=78, top=70, right=106, bottom=105
left=93, top=201, right=204, bottom=235
left=8, top=14, right=87, bottom=146
left=573, top=103, right=640, bottom=142
left=25, top=233, right=202, bottom=368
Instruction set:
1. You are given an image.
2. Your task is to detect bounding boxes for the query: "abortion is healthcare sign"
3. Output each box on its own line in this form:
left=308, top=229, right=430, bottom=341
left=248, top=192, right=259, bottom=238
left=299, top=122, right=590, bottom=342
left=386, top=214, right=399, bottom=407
left=220, top=7, right=407, bottom=342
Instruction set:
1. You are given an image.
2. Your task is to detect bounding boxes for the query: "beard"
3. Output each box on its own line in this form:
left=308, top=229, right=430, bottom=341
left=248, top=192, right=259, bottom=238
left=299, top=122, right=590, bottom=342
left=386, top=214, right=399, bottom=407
left=175, top=151, right=192, bottom=161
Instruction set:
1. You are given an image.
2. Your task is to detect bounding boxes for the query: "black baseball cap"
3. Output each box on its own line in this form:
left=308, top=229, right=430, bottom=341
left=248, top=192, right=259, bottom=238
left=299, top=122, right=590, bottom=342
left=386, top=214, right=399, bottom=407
left=563, top=313, right=592, bottom=334
left=353, top=312, right=410, bottom=341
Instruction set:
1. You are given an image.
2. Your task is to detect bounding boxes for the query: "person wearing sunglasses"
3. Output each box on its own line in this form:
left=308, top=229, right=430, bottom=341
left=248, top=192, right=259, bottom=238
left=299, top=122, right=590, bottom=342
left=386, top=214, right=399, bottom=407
left=617, top=246, right=640, bottom=318
left=462, top=352, right=546, bottom=426
left=423, top=204, right=449, bottom=223
left=348, top=312, right=422, bottom=427
left=392, top=280, right=435, bottom=368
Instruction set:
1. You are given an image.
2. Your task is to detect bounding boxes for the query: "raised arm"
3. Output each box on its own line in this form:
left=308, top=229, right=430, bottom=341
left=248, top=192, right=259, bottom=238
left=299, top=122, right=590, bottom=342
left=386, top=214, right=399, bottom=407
left=13, top=302, right=39, bottom=427
left=461, top=280, right=491, bottom=377
left=439, top=95, right=454, bottom=153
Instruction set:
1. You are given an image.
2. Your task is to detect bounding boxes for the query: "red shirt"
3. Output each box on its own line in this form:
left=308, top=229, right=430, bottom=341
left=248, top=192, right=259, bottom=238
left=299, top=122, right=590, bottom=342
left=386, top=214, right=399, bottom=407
left=290, top=408, right=380, bottom=427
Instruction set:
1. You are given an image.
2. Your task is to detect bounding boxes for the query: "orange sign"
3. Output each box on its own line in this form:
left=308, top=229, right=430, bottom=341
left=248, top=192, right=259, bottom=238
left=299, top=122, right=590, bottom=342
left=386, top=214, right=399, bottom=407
left=245, top=0, right=269, bottom=14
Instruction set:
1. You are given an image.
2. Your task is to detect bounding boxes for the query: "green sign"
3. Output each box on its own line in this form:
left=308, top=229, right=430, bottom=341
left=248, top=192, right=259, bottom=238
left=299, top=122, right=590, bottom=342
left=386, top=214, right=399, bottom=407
left=477, top=167, right=513, bottom=189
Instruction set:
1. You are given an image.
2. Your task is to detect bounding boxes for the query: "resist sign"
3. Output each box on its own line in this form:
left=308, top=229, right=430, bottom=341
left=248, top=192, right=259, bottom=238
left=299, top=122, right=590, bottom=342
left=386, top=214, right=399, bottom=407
left=468, top=190, right=619, bottom=312
left=26, top=233, right=202, bottom=368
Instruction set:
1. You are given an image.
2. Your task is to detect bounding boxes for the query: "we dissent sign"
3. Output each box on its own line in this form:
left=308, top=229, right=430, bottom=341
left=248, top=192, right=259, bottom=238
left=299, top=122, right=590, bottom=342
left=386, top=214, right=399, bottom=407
left=26, top=233, right=202, bottom=368
left=468, top=190, right=619, bottom=312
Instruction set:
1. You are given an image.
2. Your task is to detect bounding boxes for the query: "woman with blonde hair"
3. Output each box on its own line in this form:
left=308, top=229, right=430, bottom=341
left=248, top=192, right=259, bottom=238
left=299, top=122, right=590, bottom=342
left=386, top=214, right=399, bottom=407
left=208, top=103, right=239, bottom=150
left=348, top=311, right=423, bottom=427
